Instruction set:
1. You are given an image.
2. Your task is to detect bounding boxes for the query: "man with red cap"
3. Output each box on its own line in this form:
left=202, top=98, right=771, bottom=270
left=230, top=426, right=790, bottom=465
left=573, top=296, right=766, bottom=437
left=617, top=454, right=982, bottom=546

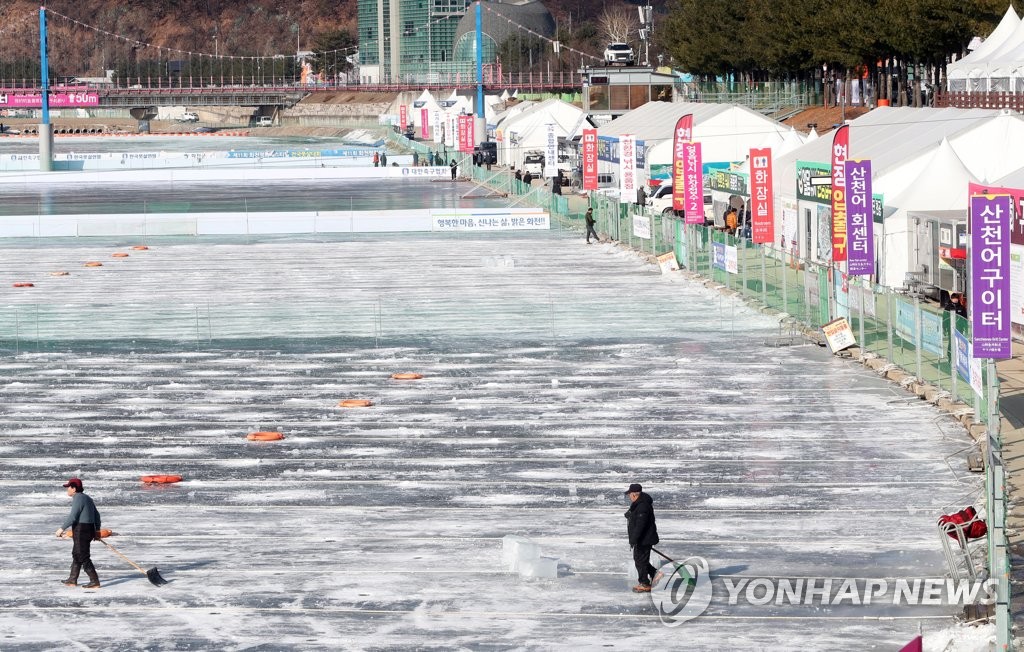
left=55, top=478, right=102, bottom=589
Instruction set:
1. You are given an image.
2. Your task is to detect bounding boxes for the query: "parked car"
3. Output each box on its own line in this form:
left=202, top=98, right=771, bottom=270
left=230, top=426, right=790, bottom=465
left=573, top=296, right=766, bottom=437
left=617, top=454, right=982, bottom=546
left=180, top=111, right=199, bottom=123
left=648, top=183, right=714, bottom=221
left=604, top=42, right=635, bottom=66
left=257, top=116, right=273, bottom=127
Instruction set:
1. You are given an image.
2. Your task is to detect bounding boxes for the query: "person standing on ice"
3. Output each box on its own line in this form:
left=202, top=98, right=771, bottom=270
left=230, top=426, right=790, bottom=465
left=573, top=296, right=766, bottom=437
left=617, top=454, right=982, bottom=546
left=585, top=208, right=599, bottom=244
left=55, top=478, right=102, bottom=589
left=624, top=482, right=659, bottom=593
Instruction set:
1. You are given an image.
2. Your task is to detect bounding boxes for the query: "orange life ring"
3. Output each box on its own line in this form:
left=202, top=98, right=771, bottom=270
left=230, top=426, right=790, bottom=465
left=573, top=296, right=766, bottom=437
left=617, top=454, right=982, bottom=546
left=391, top=373, right=424, bottom=380
left=140, top=474, right=183, bottom=484
left=50, top=271, right=70, bottom=276
left=338, top=399, right=373, bottom=408
left=84, top=262, right=103, bottom=267
left=12, top=282, right=34, bottom=287
left=247, top=431, right=285, bottom=441
left=131, top=245, right=149, bottom=251
left=111, top=253, right=129, bottom=258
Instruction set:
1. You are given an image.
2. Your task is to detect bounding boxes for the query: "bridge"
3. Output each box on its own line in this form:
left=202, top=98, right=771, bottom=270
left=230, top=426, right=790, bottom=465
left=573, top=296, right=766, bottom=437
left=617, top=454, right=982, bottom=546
left=0, top=72, right=585, bottom=112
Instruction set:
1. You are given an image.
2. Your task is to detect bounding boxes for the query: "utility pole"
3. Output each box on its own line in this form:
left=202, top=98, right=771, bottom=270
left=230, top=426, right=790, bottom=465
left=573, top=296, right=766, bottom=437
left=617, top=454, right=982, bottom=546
left=637, top=4, right=653, bottom=67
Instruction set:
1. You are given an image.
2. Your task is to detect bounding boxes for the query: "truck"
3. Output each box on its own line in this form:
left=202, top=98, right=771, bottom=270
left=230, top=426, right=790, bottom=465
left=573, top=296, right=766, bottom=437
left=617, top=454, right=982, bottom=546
left=522, top=152, right=544, bottom=176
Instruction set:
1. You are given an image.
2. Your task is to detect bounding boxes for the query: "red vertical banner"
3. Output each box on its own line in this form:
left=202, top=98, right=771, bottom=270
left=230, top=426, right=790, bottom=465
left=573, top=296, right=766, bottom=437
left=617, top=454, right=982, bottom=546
left=683, top=142, right=703, bottom=224
left=458, top=115, right=475, bottom=153
left=671, top=114, right=693, bottom=213
left=421, top=108, right=429, bottom=139
left=582, top=129, right=598, bottom=191
left=399, top=105, right=408, bottom=132
left=749, top=147, right=774, bottom=244
left=830, top=125, right=850, bottom=262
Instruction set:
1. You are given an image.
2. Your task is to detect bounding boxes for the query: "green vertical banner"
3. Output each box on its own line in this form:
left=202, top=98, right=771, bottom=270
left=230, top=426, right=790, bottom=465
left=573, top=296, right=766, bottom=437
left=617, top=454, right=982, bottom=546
left=675, top=220, right=688, bottom=268
left=818, top=268, right=830, bottom=326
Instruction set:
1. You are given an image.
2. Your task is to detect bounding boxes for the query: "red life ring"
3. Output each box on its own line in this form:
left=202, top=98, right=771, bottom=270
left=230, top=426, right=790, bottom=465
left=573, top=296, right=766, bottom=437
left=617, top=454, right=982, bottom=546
left=140, top=475, right=183, bottom=484
left=338, top=399, right=373, bottom=408
left=247, top=431, right=285, bottom=441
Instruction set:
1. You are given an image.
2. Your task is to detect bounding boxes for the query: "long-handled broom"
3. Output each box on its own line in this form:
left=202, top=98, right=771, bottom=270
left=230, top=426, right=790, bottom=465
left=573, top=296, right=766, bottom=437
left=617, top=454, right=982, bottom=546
left=99, top=539, right=169, bottom=586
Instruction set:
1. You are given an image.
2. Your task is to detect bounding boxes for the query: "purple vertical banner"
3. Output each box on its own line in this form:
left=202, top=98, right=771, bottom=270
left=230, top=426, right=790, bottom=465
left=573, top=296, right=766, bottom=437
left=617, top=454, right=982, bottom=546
left=970, top=194, right=1013, bottom=358
left=845, top=159, right=874, bottom=276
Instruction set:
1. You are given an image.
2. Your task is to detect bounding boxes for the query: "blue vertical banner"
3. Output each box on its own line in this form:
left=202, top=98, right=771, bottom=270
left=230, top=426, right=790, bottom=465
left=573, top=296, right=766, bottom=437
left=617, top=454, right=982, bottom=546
left=845, top=159, right=874, bottom=276
left=970, top=194, right=1013, bottom=358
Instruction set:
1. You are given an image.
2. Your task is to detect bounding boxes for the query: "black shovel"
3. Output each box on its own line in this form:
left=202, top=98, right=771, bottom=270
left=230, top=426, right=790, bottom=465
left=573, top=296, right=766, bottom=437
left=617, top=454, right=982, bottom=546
left=99, top=539, right=169, bottom=586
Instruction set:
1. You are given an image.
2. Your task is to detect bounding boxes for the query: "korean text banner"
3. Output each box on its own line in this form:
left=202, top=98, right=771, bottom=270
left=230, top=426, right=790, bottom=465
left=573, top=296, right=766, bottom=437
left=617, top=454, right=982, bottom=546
left=671, top=114, right=693, bottom=212
left=432, top=110, right=442, bottom=144
left=970, top=194, right=1012, bottom=358
left=0, top=92, right=100, bottom=108
left=582, top=129, right=598, bottom=191
left=619, top=135, right=638, bottom=198
left=845, top=159, right=874, bottom=276
left=749, top=147, right=774, bottom=244
left=830, top=125, right=849, bottom=262
left=421, top=108, right=429, bottom=139
left=544, top=123, right=557, bottom=178
left=683, top=142, right=703, bottom=224
left=400, top=105, right=408, bottom=132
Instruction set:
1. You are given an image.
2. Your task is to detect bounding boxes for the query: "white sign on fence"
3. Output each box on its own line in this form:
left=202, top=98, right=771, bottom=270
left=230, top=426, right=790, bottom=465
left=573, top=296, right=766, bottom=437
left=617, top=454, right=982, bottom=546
left=632, top=213, right=651, bottom=240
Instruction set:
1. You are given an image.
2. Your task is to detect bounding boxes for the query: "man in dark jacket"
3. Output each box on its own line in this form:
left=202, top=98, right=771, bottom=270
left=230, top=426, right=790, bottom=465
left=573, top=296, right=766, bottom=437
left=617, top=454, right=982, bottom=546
left=55, top=477, right=102, bottom=589
left=624, top=482, right=659, bottom=592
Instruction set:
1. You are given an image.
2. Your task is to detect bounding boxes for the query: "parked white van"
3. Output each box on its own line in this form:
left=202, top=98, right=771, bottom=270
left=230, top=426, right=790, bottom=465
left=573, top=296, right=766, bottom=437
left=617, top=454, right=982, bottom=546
left=648, top=183, right=713, bottom=221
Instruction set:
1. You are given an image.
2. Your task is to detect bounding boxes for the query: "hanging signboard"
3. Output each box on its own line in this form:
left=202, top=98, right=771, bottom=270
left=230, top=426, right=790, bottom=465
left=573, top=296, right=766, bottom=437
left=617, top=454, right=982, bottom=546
left=619, top=134, right=637, bottom=200
left=970, top=194, right=1012, bottom=358
left=749, top=147, right=774, bottom=244
left=845, top=159, right=874, bottom=276
left=582, top=129, right=598, bottom=191
left=683, top=142, right=703, bottom=224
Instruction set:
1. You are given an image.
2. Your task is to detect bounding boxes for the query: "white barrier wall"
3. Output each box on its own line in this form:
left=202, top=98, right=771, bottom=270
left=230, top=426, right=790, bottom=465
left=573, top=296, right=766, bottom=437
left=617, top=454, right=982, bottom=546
left=0, top=207, right=550, bottom=238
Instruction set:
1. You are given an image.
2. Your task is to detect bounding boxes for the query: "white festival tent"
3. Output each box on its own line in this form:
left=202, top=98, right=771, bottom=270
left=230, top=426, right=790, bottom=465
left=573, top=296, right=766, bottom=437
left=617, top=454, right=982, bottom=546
left=772, top=107, right=1024, bottom=286
left=876, top=138, right=979, bottom=286
left=493, top=99, right=591, bottom=171
left=947, top=6, right=1022, bottom=91
left=598, top=102, right=804, bottom=186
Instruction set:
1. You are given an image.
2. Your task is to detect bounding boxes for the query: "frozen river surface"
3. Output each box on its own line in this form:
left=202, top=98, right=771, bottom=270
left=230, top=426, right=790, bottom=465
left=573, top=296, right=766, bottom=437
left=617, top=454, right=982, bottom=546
left=0, top=232, right=983, bottom=650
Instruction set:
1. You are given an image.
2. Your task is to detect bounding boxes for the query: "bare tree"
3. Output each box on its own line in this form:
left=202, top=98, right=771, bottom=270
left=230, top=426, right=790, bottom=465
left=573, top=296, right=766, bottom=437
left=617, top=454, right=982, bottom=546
left=598, top=5, right=635, bottom=44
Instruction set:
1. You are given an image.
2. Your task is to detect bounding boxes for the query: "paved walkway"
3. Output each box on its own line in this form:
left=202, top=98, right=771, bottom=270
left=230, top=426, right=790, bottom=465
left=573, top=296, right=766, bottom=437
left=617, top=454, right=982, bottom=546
left=1000, top=339, right=1024, bottom=633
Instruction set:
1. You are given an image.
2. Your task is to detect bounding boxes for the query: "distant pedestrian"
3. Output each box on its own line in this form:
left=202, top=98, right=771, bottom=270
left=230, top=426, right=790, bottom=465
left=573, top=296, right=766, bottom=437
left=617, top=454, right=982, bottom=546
left=450, top=158, right=458, bottom=180
left=522, top=171, right=533, bottom=186
left=380, top=152, right=388, bottom=167
left=428, top=151, right=435, bottom=166
left=585, top=207, right=598, bottom=244
left=413, top=151, right=420, bottom=166
left=623, top=483, right=659, bottom=593
left=552, top=171, right=562, bottom=196
left=373, top=152, right=379, bottom=167
left=56, top=478, right=102, bottom=589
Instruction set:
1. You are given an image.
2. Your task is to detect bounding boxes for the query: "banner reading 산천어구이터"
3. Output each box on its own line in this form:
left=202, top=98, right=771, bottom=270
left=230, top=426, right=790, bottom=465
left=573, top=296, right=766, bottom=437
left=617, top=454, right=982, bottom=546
left=970, top=194, right=1012, bottom=358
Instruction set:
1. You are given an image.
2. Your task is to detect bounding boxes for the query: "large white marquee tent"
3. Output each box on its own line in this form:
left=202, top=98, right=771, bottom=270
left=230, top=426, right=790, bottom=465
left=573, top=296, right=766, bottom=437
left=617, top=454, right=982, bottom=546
left=947, top=6, right=1023, bottom=91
